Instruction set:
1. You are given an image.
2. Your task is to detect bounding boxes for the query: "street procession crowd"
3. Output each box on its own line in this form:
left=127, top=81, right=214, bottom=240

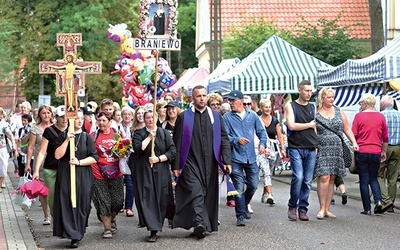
left=0, top=81, right=399, bottom=248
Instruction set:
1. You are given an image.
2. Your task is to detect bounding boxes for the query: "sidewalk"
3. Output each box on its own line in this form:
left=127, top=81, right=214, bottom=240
left=0, top=160, right=37, bottom=250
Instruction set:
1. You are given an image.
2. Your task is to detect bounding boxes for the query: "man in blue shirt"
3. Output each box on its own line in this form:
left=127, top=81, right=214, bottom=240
left=223, top=90, right=268, bottom=226
left=378, top=95, right=400, bottom=212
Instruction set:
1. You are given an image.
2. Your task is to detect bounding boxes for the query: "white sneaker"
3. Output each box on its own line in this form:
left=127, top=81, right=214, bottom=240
left=261, top=194, right=268, bottom=204
left=266, top=194, right=275, bottom=205
left=247, top=204, right=254, bottom=214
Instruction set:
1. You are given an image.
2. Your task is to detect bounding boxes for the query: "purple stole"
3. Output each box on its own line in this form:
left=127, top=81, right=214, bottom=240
left=176, top=107, right=223, bottom=182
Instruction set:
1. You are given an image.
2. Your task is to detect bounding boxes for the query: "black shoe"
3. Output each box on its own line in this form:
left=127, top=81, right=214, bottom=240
left=193, top=224, right=206, bottom=239
left=341, top=193, right=347, bottom=205
left=360, top=210, right=371, bottom=215
left=70, top=239, right=79, bottom=248
left=147, top=231, right=158, bottom=242
left=381, top=202, right=394, bottom=213
left=374, top=201, right=383, bottom=214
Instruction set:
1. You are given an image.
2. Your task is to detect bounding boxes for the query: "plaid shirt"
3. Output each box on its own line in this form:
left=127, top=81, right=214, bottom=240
left=382, top=107, right=400, bottom=145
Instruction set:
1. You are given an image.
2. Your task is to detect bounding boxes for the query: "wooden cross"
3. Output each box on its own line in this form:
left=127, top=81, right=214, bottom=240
left=38, top=33, right=102, bottom=208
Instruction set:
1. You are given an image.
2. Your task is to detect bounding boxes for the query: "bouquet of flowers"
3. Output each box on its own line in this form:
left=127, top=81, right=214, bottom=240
left=112, top=136, right=133, bottom=157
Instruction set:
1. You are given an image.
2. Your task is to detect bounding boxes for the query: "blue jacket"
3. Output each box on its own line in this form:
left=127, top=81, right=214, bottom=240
left=223, top=109, right=267, bottom=164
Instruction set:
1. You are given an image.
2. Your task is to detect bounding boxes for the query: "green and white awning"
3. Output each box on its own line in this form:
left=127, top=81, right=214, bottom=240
left=209, top=35, right=331, bottom=95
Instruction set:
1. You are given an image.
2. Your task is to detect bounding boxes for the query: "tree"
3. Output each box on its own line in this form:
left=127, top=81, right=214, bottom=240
left=0, top=20, right=18, bottom=84
left=221, top=14, right=365, bottom=67
left=170, top=0, right=197, bottom=76
left=293, top=13, right=365, bottom=66
left=222, top=18, right=293, bottom=60
left=0, top=0, right=140, bottom=106
left=368, top=0, right=384, bottom=53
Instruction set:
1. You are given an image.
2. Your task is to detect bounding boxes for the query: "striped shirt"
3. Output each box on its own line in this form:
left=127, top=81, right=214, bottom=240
left=382, top=107, right=400, bottom=145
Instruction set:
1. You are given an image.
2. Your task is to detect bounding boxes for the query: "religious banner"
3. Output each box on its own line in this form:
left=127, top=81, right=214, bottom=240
left=138, top=0, right=178, bottom=39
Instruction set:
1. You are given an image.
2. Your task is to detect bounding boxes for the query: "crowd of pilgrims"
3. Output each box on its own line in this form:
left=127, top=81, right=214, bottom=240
left=2, top=89, right=283, bottom=248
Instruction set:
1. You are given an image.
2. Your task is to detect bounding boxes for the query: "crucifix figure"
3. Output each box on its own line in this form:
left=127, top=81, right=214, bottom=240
left=39, top=33, right=102, bottom=208
left=39, top=33, right=101, bottom=113
left=48, top=52, right=94, bottom=111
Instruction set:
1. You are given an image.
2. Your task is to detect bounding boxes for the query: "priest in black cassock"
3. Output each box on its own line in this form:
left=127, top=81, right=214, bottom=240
left=172, top=85, right=232, bottom=239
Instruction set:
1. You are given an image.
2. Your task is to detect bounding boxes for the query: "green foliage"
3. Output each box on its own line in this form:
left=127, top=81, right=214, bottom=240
left=170, top=1, right=197, bottom=76
left=0, top=0, right=140, bottom=106
left=221, top=14, right=365, bottom=66
left=222, top=18, right=293, bottom=60
left=292, top=12, right=365, bottom=66
left=0, top=20, right=18, bottom=84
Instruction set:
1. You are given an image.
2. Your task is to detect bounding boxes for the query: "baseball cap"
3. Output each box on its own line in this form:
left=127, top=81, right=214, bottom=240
left=165, top=100, right=180, bottom=108
left=82, top=106, right=94, bottom=115
left=226, top=90, right=244, bottom=100
left=55, top=105, right=66, bottom=116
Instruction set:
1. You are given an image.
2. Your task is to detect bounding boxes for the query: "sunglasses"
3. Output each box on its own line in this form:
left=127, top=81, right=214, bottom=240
left=244, top=102, right=252, bottom=106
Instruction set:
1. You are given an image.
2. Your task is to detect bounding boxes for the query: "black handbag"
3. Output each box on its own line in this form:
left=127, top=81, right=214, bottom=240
left=316, top=119, right=356, bottom=173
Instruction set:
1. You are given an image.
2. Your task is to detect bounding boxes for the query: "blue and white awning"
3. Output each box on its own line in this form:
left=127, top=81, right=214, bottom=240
left=318, top=36, right=400, bottom=87
left=209, top=35, right=331, bottom=95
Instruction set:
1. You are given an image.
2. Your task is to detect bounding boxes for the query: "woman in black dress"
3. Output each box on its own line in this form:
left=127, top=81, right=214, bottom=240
left=53, top=111, right=98, bottom=248
left=131, top=109, right=176, bottom=242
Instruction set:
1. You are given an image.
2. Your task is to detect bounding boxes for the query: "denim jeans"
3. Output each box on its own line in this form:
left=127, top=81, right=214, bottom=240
left=124, top=174, right=135, bottom=209
left=231, top=162, right=259, bottom=218
left=287, top=148, right=316, bottom=212
left=356, top=152, right=381, bottom=211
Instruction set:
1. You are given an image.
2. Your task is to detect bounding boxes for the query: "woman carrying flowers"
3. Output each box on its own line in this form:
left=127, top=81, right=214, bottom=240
left=91, top=112, right=124, bottom=239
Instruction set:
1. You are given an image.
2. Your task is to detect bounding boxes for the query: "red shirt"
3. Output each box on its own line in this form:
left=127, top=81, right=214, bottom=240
left=352, top=111, right=389, bottom=155
left=90, top=130, right=122, bottom=180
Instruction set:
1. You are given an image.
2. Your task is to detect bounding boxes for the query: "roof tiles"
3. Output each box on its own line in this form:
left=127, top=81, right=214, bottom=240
left=219, top=0, right=370, bottom=39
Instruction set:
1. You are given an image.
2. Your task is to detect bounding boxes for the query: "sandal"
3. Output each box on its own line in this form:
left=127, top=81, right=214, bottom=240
left=325, top=212, right=336, bottom=219
left=126, top=209, right=134, bottom=217
left=111, top=220, right=118, bottom=233
left=102, top=230, right=113, bottom=239
left=316, top=211, right=325, bottom=220
left=43, top=217, right=51, bottom=225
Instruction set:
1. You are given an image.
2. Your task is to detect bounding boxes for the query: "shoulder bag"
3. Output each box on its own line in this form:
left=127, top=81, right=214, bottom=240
left=315, top=119, right=356, bottom=173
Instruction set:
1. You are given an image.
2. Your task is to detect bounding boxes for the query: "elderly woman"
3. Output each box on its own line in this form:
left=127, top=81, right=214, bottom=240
left=119, top=106, right=135, bottom=217
left=258, top=99, right=286, bottom=205
left=0, top=108, right=17, bottom=192
left=53, top=111, right=98, bottom=248
left=91, top=112, right=124, bottom=239
left=314, top=88, right=358, bottom=219
left=26, top=104, right=54, bottom=225
left=207, top=93, right=223, bottom=112
left=352, top=93, right=389, bottom=215
left=131, top=110, right=176, bottom=242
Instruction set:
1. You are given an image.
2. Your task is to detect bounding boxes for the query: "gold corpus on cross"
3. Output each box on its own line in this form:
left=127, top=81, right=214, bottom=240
left=38, top=33, right=102, bottom=207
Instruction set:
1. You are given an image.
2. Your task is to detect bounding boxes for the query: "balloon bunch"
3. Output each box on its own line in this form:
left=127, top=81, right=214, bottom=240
left=107, top=23, right=177, bottom=107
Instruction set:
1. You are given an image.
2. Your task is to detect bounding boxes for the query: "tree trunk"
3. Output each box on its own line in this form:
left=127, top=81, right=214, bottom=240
left=369, top=0, right=385, bottom=53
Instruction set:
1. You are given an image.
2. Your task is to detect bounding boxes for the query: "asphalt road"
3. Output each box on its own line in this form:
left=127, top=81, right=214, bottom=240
left=8, top=169, right=400, bottom=250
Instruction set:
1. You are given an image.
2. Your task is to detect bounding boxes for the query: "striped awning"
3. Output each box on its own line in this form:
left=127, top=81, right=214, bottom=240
left=318, top=36, right=400, bottom=87
left=209, top=35, right=331, bottom=95
left=196, top=58, right=240, bottom=94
